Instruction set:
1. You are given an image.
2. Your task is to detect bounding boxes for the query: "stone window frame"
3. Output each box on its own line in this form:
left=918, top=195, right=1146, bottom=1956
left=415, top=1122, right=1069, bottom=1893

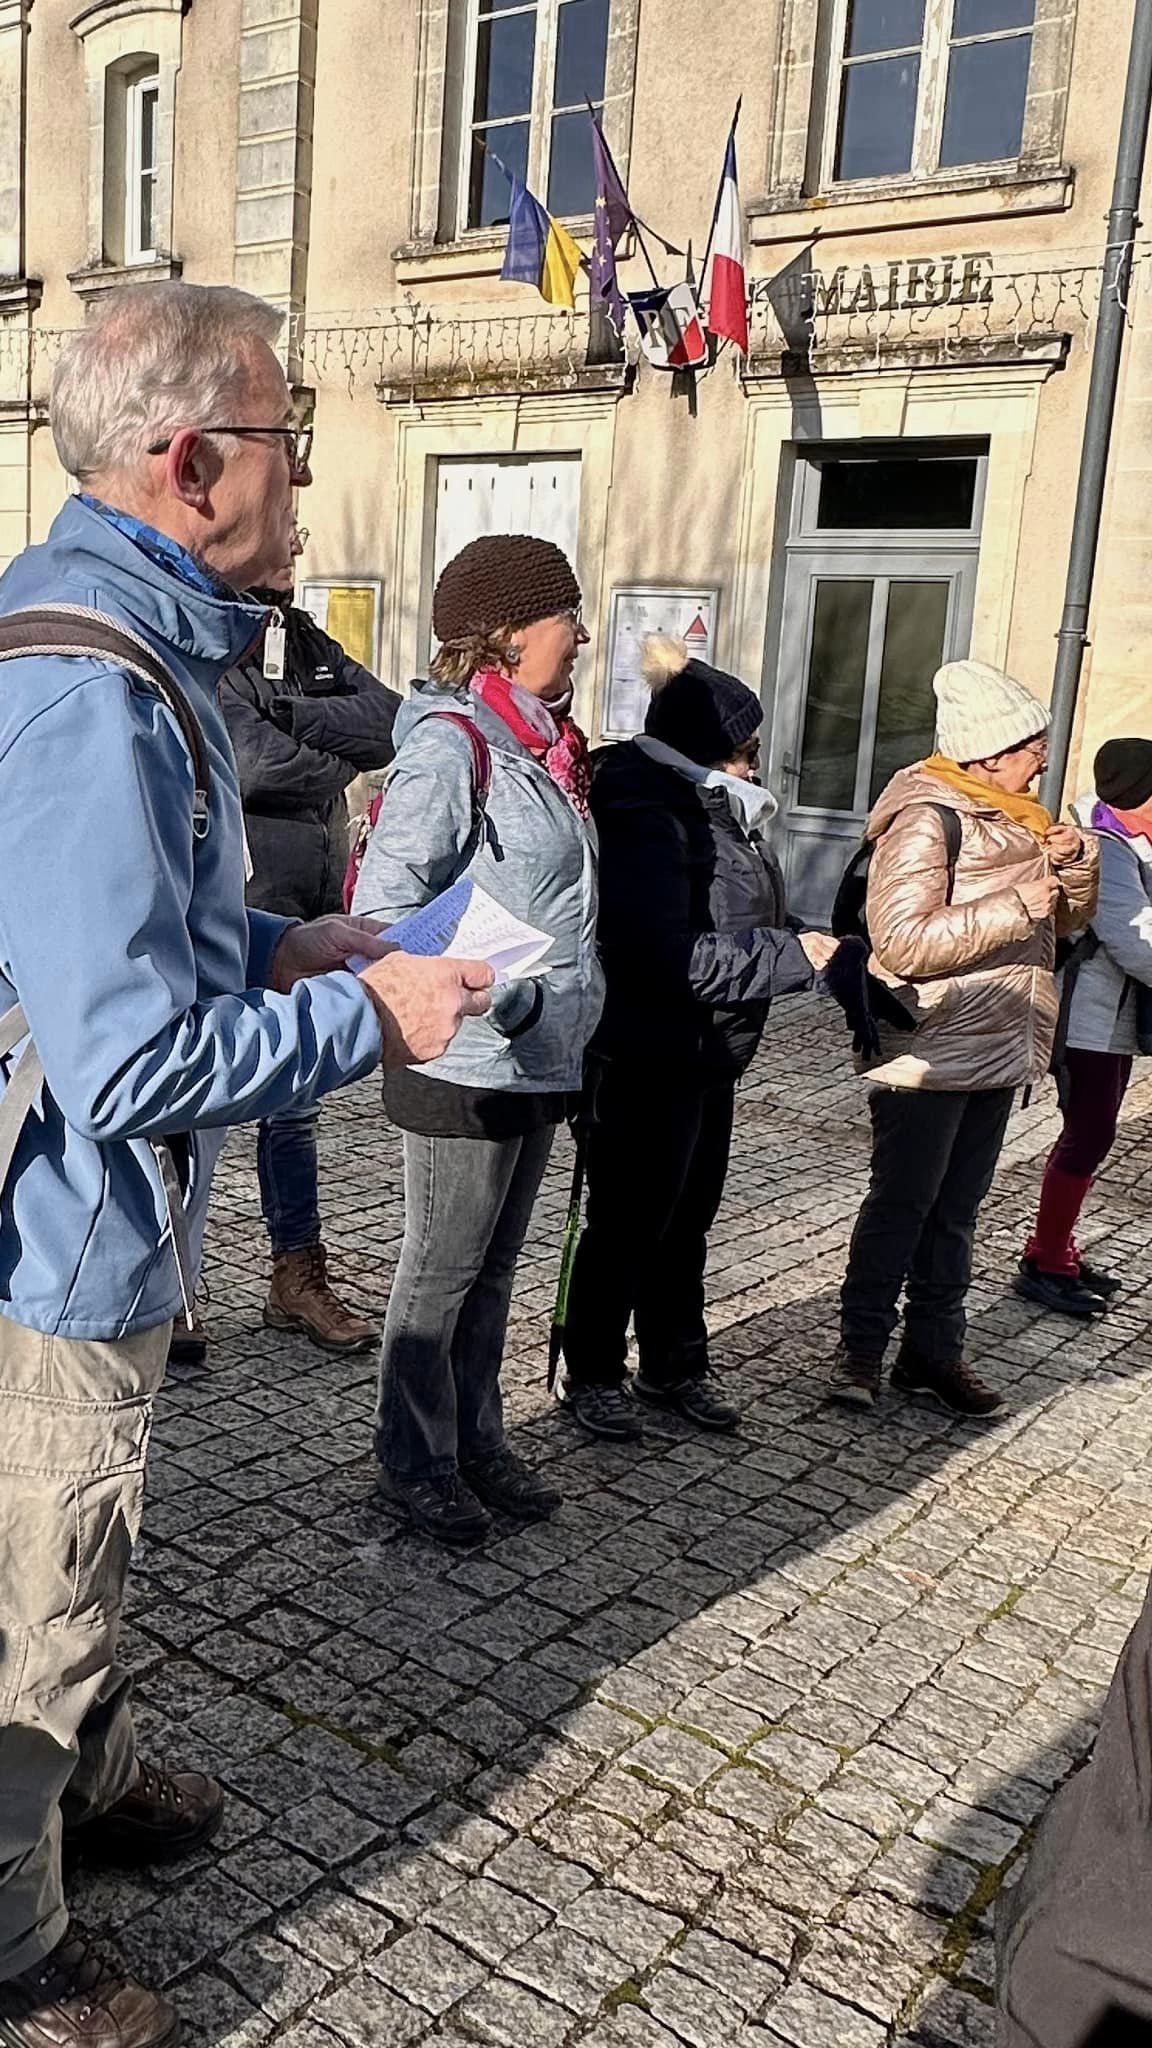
left=68, top=0, right=186, bottom=301
left=764, top=0, right=1077, bottom=216
left=402, top=0, right=640, bottom=262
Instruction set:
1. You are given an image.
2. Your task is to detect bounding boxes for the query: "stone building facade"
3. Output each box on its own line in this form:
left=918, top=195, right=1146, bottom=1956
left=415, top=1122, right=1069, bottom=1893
left=2, top=0, right=1150, bottom=911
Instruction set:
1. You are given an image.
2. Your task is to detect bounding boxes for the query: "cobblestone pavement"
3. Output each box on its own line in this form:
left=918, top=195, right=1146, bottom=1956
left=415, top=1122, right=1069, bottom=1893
left=81, top=1000, right=1152, bottom=2048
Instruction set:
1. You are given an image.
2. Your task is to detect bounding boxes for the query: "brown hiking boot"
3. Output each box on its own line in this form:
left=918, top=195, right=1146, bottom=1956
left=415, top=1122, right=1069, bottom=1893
left=891, top=1348, right=1004, bottom=1419
left=828, top=1345, right=884, bottom=1409
left=0, top=1929, right=179, bottom=2048
left=263, top=1243, right=377, bottom=1354
left=64, top=1761, right=224, bottom=1868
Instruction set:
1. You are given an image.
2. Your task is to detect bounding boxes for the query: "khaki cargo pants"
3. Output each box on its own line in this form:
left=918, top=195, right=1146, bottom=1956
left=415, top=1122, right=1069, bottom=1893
left=0, top=1317, right=170, bottom=1982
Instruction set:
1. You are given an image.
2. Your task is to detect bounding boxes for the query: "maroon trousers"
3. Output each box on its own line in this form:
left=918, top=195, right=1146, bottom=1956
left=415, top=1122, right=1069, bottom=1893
left=1025, top=1047, right=1132, bottom=1275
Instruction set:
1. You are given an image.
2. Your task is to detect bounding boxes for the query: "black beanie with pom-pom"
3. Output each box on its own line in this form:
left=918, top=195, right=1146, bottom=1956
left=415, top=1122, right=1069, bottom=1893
left=641, top=634, right=763, bottom=766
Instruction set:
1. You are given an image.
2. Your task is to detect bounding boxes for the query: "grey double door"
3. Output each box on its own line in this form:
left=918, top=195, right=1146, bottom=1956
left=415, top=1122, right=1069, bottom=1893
left=766, top=445, right=985, bottom=923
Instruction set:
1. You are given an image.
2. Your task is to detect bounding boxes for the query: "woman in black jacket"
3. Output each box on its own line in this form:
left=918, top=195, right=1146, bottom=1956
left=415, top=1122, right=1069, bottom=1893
left=558, top=636, right=836, bottom=1439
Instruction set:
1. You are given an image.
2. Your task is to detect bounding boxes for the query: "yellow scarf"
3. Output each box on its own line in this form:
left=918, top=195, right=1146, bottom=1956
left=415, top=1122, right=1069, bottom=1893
left=923, top=753, right=1052, bottom=841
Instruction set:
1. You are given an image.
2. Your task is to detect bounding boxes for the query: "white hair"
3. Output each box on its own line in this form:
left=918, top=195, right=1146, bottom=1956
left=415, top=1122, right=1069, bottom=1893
left=51, top=282, right=285, bottom=482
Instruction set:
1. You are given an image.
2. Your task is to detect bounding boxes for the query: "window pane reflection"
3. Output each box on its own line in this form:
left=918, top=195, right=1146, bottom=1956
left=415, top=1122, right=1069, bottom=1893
left=953, top=0, right=1033, bottom=33
left=473, top=9, right=537, bottom=123
left=845, top=0, right=925, bottom=57
left=870, top=581, right=950, bottom=801
left=798, top=581, right=873, bottom=811
left=468, top=120, right=530, bottom=227
left=554, top=0, right=609, bottom=107
left=836, top=54, right=919, bottom=179
left=940, top=35, right=1030, bottom=164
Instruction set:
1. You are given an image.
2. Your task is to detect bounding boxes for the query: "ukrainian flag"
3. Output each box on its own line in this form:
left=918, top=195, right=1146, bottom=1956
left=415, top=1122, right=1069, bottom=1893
left=501, top=179, right=583, bottom=310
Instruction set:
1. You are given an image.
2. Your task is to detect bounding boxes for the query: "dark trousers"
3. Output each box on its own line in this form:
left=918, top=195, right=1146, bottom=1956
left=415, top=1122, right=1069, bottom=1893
left=257, top=1105, right=322, bottom=1255
left=1026, top=1048, right=1133, bottom=1275
left=562, top=1066, right=736, bottom=1390
left=840, top=1084, right=1015, bottom=1366
left=248, top=811, right=345, bottom=1260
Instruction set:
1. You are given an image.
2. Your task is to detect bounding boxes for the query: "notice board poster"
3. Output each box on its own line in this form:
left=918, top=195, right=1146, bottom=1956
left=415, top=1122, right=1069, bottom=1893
left=298, top=580, right=382, bottom=675
left=602, top=586, right=720, bottom=737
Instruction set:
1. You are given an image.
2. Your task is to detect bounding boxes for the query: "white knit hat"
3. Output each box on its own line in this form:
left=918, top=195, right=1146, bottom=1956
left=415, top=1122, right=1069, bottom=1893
left=932, top=659, right=1049, bottom=764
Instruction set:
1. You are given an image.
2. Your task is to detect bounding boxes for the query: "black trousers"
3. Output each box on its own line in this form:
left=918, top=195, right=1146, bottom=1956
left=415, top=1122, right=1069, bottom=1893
left=562, top=1065, right=736, bottom=1390
left=840, top=1083, right=1015, bottom=1366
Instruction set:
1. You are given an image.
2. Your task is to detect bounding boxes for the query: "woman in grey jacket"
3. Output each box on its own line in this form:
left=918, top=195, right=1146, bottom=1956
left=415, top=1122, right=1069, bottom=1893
left=1015, top=737, right=1152, bottom=1317
left=352, top=535, right=603, bottom=1544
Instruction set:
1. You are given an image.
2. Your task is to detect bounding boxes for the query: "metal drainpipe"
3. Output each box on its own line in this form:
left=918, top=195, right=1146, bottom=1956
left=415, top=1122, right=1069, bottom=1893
left=1040, top=0, right=1152, bottom=816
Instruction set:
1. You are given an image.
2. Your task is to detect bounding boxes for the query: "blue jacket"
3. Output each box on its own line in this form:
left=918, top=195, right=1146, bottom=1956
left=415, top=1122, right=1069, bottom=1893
left=0, top=498, right=383, bottom=1340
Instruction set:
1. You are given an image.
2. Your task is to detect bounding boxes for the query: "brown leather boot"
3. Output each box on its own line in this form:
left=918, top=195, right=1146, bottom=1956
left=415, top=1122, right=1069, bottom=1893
left=64, top=1761, right=223, bottom=1868
left=263, top=1243, right=377, bottom=1354
left=0, top=1929, right=179, bottom=2048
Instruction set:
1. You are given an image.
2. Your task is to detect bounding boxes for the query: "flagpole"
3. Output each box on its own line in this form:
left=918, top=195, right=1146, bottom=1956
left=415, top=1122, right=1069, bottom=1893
left=585, top=103, right=679, bottom=287
left=700, top=97, right=742, bottom=290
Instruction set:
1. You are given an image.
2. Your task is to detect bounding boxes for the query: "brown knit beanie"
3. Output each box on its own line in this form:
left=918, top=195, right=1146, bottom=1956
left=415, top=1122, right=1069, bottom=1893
left=432, top=534, right=582, bottom=644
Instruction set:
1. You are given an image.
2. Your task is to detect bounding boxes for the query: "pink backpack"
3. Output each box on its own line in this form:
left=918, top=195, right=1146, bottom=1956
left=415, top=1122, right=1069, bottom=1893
left=343, top=710, right=492, bottom=912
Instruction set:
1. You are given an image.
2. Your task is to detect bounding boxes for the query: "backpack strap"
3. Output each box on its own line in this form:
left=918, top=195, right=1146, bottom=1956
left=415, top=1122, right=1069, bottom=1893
left=342, top=708, right=494, bottom=911
left=430, top=711, right=492, bottom=808
left=0, top=604, right=212, bottom=838
left=926, top=803, right=963, bottom=904
left=0, top=1002, right=42, bottom=1203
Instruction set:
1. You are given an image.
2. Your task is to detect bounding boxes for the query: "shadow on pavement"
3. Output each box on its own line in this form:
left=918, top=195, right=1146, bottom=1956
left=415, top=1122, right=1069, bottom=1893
left=64, top=1019, right=1152, bottom=2048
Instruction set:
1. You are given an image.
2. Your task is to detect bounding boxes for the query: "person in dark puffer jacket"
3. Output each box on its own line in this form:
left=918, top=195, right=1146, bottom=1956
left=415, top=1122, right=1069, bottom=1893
left=557, top=636, right=837, bottom=1442
left=217, top=529, right=401, bottom=1358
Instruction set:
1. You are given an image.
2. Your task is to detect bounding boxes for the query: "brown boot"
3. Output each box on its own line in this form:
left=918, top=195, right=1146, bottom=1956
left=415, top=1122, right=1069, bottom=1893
left=166, top=1309, right=207, bottom=1368
left=0, top=1929, right=179, bottom=2048
left=263, top=1243, right=377, bottom=1354
left=64, top=1761, right=223, bottom=1869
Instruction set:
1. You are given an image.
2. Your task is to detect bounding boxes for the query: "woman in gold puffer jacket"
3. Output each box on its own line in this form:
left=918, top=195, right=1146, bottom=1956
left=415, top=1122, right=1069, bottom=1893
left=832, top=660, right=1099, bottom=1419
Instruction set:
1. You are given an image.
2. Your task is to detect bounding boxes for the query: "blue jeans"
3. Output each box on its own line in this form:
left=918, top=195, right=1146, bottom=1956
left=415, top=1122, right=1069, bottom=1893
left=257, top=1106, right=322, bottom=1255
left=376, top=1126, right=554, bottom=1481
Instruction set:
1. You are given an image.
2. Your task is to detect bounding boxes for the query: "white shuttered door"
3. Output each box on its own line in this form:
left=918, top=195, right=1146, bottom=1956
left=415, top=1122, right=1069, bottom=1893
left=432, top=455, right=581, bottom=599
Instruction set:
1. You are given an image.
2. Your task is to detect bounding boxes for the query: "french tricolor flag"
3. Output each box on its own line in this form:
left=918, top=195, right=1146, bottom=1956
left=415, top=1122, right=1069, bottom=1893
left=705, top=118, right=748, bottom=355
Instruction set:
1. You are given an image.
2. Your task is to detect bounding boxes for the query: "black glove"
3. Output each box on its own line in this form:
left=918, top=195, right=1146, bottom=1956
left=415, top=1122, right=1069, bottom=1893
left=866, top=975, right=918, bottom=1034
left=821, top=937, right=882, bottom=1059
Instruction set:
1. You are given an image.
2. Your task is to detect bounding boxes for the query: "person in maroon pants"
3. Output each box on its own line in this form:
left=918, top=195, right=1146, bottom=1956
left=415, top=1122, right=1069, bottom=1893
left=1015, top=737, right=1152, bottom=1318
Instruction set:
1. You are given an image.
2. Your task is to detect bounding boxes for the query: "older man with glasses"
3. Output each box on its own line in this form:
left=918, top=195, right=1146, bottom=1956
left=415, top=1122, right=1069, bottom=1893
left=0, top=282, right=491, bottom=2048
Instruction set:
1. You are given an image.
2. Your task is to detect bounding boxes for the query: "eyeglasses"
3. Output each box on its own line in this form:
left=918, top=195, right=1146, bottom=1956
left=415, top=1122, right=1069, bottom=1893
left=147, top=424, right=314, bottom=481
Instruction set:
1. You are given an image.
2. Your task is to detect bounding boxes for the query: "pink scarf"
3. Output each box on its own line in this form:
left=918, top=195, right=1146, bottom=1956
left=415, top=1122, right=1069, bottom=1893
left=473, top=668, right=591, bottom=818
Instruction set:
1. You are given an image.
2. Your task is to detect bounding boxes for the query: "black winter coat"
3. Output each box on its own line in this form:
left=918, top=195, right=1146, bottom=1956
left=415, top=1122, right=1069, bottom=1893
left=219, top=604, right=401, bottom=920
left=590, top=741, right=814, bottom=1079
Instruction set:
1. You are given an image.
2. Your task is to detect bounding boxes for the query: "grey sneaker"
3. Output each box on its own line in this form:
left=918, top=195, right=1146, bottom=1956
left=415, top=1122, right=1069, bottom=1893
left=376, top=1469, right=491, bottom=1545
left=634, top=1370, right=739, bottom=1432
left=558, top=1378, right=642, bottom=1441
left=460, top=1447, right=562, bottom=1521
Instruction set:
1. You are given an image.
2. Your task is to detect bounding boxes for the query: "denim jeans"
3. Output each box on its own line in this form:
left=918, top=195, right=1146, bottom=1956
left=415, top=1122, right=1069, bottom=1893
left=840, top=1083, right=1015, bottom=1365
left=257, top=1105, right=322, bottom=1255
left=375, top=1126, right=554, bottom=1480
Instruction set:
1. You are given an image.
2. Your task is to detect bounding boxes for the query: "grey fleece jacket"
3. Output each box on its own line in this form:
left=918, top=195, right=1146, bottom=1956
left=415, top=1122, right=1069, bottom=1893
left=351, top=683, right=603, bottom=1093
left=1066, top=794, right=1152, bottom=1055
